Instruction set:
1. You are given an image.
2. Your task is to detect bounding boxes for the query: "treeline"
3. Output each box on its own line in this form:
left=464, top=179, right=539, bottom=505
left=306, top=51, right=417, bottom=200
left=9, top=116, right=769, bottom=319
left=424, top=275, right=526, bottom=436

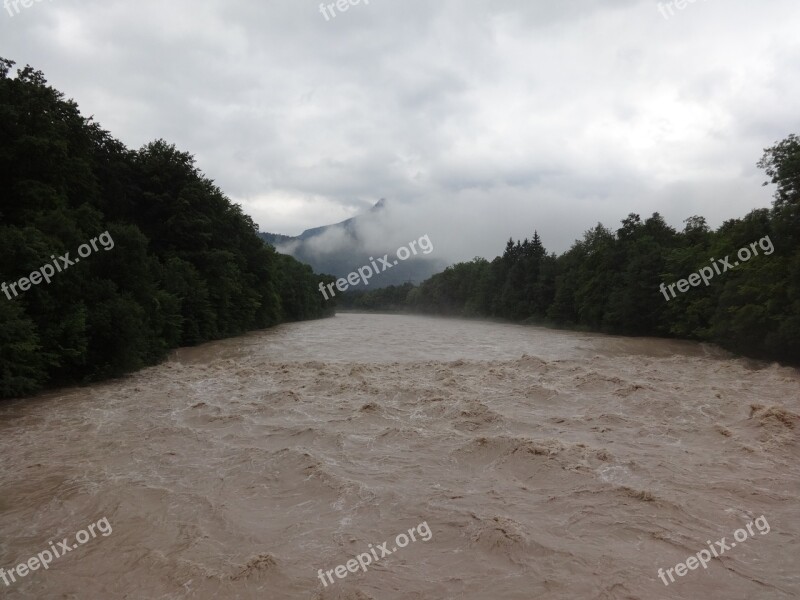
left=346, top=134, right=800, bottom=365
left=0, top=60, right=335, bottom=398
left=337, top=283, right=415, bottom=311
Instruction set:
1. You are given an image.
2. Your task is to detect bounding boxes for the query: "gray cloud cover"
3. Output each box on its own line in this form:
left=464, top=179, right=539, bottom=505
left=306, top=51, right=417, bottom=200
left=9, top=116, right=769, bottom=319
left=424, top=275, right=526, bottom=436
left=2, top=0, right=799, bottom=262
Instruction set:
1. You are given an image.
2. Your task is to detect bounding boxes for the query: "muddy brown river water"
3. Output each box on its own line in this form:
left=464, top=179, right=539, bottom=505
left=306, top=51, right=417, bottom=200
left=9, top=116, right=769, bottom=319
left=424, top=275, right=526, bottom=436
left=1, top=313, right=798, bottom=599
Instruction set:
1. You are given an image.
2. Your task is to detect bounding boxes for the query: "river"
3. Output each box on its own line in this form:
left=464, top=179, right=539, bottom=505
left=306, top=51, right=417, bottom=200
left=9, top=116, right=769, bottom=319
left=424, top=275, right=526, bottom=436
left=1, top=313, right=798, bottom=599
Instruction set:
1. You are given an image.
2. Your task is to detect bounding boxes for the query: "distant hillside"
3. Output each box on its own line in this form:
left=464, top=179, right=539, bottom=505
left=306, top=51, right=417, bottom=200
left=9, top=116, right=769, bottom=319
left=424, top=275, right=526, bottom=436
left=259, top=200, right=446, bottom=288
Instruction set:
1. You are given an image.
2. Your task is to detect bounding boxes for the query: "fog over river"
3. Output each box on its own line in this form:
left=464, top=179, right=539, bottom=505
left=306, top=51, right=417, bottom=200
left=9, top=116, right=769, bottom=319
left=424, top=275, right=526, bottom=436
left=1, top=314, right=798, bottom=599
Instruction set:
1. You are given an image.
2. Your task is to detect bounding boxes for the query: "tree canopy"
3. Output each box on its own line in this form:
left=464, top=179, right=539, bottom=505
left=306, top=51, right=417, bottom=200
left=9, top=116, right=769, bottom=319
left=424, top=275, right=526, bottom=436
left=348, top=134, right=800, bottom=365
left=0, top=59, right=335, bottom=398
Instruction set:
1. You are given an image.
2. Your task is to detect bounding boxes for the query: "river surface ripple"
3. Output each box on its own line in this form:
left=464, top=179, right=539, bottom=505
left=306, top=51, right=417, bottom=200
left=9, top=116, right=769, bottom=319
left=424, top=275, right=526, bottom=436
left=1, top=314, right=798, bottom=599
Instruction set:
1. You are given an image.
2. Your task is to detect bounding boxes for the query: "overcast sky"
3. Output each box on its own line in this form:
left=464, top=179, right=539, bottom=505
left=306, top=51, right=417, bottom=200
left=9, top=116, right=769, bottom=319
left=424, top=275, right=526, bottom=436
left=2, top=0, right=799, bottom=261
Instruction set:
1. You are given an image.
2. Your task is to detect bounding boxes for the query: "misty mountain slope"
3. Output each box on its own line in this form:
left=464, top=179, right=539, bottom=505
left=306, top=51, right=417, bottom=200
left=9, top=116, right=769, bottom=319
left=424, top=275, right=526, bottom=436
left=259, top=199, right=447, bottom=287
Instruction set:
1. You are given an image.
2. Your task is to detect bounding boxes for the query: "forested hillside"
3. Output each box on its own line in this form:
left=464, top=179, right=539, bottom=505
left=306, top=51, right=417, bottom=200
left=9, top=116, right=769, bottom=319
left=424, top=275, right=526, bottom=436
left=346, top=134, right=800, bottom=365
left=0, top=59, right=335, bottom=398
left=258, top=200, right=446, bottom=288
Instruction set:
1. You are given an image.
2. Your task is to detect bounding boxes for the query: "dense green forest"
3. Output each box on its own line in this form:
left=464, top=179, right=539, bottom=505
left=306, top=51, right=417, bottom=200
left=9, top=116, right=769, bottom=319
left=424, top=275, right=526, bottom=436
left=0, top=59, right=335, bottom=398
left=344, top=134, right=800, bottom=365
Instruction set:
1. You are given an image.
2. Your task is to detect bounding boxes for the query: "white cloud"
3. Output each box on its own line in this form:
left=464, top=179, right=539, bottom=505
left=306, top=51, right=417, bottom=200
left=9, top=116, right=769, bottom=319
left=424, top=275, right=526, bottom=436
left=2, top=0, right=798, bottom=260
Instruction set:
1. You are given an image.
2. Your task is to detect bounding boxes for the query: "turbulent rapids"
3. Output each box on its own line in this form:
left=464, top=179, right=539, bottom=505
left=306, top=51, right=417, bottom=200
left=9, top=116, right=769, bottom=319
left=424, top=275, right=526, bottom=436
left=0, top=314, right=798, bottom=599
